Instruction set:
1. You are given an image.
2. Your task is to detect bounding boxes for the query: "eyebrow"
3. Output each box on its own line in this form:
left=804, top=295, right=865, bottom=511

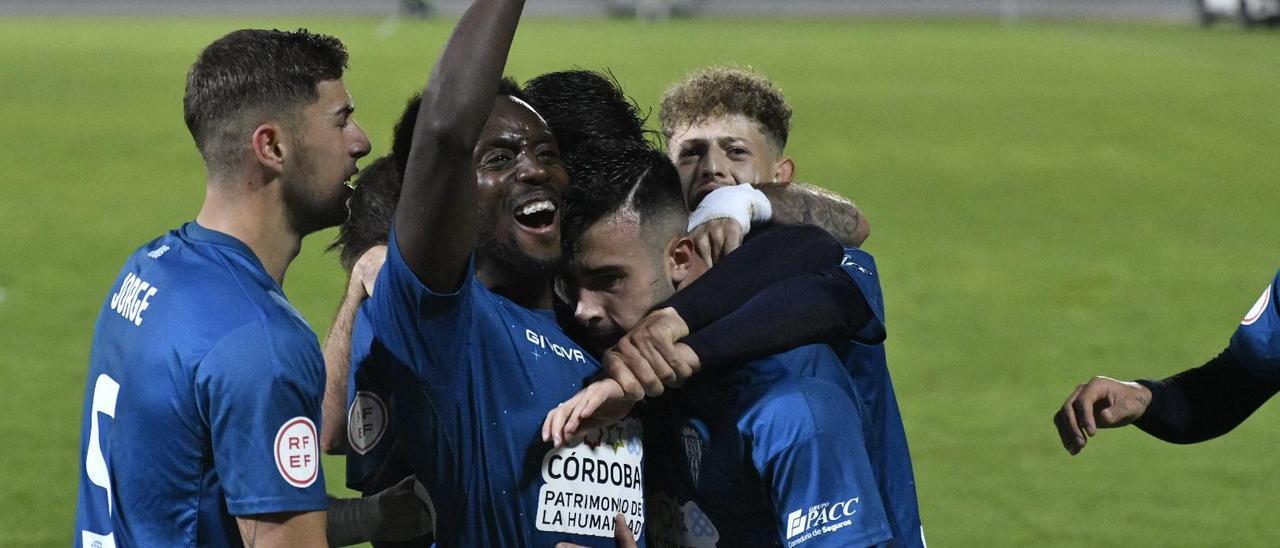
left=332, top=104, right=355, bottom=117
left=716, top=136, right=747, bottom=147
left=575, top=264, right=626, bottom=278
left=679, top=138, right=709, bottom=150
left=481, top=133, right=521, bottom=149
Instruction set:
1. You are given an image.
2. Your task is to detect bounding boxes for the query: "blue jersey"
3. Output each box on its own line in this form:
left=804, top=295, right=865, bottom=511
left=74, top=223, right=327, bottom=547
left=344, top=305, right=399, bottom=493
left=837, top=247, right=925, bottom=547
left=1230, top=269, right=1280, bottom=381
left=364, top=230, right=646, bottom=547
left=645, top=344, right=892, bottom=548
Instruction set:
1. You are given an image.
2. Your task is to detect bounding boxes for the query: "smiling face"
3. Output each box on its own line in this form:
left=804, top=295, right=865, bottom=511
left=280, top=79, right=371, bottom=235
left=473, top=96, right=569, bottom=277
left=666, top=114, right=792, bottom=209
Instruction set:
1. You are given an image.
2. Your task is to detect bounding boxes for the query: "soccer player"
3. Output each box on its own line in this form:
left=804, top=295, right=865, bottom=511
left=361, top=1, right=645, bottom=545
left=653, top=66, right=926, bottom=546
left=74, top=29, right=368, bottom=546
left=548, top=141, right=893, bottom=547
left=1053, top=270, right=1280, bottom=453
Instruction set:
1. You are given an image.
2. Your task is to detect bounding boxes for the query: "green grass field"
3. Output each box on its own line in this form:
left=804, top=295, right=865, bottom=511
left=2, top=14, right=1279, bottom=546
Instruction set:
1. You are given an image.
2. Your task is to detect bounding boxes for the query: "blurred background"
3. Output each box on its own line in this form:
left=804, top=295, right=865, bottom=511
left=1, top=0, right=1278, bottom=546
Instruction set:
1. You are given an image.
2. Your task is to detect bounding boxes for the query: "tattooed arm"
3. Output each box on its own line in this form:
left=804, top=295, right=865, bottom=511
left=758, top=182, right=869, bottom=247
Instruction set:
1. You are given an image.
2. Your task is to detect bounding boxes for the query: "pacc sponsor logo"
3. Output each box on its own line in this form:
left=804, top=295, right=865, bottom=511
left=785, top=497, right=860, bottom=546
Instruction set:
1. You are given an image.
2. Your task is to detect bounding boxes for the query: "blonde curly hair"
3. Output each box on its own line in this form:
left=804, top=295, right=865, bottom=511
left=659, top=66, right=792, bottom=153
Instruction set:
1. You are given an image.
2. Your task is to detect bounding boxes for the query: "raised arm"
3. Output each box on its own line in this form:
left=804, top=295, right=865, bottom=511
left=758, top=182, right=869, bottom=247
left=321, top=285, right=362, bottom=454
left=395, top=0, right=526, bottom=290
left=321, top=245, right=387, bottom=454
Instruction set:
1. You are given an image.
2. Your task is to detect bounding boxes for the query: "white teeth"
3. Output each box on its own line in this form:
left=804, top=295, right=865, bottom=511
left=518, top=200, right=556, bottom=216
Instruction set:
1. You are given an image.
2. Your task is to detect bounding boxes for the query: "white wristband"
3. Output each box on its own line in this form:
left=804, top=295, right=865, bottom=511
left=686, top=184, right=773, bottom=234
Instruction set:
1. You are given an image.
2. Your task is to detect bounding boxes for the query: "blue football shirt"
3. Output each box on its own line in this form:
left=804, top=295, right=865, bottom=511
left=74, top=222, right=328, bottom=548
left=343, top=305, right=398, bottom=492
left=837, top=246, right=925, bottom=547
left=645, top=344, right=892, bottom=548
left=363, top=230, right=646, bottom=547
left=1230, top=269, right=1280, bottom=381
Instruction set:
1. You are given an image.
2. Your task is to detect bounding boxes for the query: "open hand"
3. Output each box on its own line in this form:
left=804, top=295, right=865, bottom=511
left=542, top=379, right=638, bottom=448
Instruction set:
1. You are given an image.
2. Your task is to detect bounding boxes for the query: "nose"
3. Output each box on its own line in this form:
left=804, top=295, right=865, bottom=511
left=350, top=120, right=372, bottom=159
left=574, top=290, right=605, bottom=329
left=699, top=150, right=727, bottom=183
left=515, top=152, right=550, bottom=186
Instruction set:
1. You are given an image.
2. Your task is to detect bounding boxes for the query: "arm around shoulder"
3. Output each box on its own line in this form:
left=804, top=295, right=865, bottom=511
left=757, top=182, right=870, bottom=247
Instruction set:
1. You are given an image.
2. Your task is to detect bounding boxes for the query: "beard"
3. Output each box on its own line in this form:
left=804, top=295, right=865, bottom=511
left=281, top=141, right=349, bottom=236
left=475, top=206, right=559, bottom=286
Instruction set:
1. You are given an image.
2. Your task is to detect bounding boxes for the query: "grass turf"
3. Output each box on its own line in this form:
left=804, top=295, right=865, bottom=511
left=1, top=15, right=1279, bottom=546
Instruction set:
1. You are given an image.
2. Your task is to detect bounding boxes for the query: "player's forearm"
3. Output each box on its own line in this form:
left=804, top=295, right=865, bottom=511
left=396, top=0, right=525, bottom=283
left=683, top=268, right=873, bottom=370
left=757, top=182, right=869, bottom=247
left=1134, top=349, right=1280, bottom=444
left=236, top=511, right=328, bottom=548
left=661, top=224, right=844, bottom=331
left=320, top=285, right=364, bottom=454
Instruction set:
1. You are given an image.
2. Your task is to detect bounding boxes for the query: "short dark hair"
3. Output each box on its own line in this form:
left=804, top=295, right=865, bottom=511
left=523, top=69, right=652, bottom=155
left=659, top=66, right=791, bottom=153
left=561, top=140, right=687, bottom=254
left=183, top=28, right=349, bottom=176
left=331, top=155, right=399, bottom=272
left=391, top=77, right=521, bottom=179
left=389, top=94, right=423, bottom=181
left=332, top=78, right=527, bottom=271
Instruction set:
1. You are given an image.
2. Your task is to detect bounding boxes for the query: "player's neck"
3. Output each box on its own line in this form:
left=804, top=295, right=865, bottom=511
left=477, top=264, right=554, bottom=310
left=196, top=177, right=302, bottom=286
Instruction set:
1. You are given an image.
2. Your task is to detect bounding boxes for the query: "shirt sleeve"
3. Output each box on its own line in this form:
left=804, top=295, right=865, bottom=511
left=837, top=246, right=887, bottom=344
left=661, top=223, right=844, bottom=330
left=754, top=379, right=892, bottom=548
left=1228, top=269, right=1280, bottom=382
left=345, top=306, right=396, bottom=492
left=364, top=226, right=478, bottom=387
left=196, top=322, right=328, bottom=516
left=682, top=268, right=875, bottom=370
left=1134, top=348, right=1280, bottom=444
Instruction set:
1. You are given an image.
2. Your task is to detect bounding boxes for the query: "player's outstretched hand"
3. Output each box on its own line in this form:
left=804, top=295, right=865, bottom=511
left=689, top=217, right=744, bottom=268
left=604, top=307, right=699, bottom=399
left=351, top=244, right=388, bottom=297
left=542, top=379, right=637, bottom=448
left=554, top=513, right=637, bottom=548
left=1053, top=375, right=1152, bottom=455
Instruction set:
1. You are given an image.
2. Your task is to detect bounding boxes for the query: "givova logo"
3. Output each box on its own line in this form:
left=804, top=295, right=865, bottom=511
left=785, top=497, right=860, bottom=545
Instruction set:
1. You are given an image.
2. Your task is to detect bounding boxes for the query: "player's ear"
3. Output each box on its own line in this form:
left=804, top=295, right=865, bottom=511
left=667, top=236, right=698, bottom=287
left=250, top=123, right=285, bottom=176
left=773, top=156, right=796, bottom=184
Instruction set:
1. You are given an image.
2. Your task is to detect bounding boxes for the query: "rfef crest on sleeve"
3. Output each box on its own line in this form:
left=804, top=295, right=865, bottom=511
left=274, top=417, right=318, bottom=488
left=1242, top=285, right=1272, bottom=326
left=347, top=391, right=388, bottom=455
